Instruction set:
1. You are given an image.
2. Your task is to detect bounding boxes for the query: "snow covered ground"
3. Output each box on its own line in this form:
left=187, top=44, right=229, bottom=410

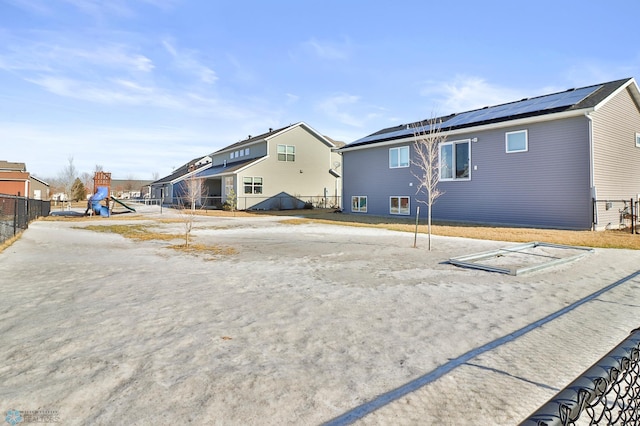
left=1, top=206, right=639, bottom=425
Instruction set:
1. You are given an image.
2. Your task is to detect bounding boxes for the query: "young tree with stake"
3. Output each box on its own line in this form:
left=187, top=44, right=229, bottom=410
left=177, top=176, right=207, bottom=247
left=411, top=117, right=446, bottom=250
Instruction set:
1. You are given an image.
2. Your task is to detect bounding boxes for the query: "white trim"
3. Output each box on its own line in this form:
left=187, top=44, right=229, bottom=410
left=269, top=122, right=337, bottom=148
left=439, top=138, right=471, bottom=181
left=169, top=163, right=212, bottom=185
left=592, top=78, right=638, bottom=111
left=505, top=129, right=528, bottom=153
left=389, top=146, right=410, bottom=168
left=351, top=195, right=367, bottom=213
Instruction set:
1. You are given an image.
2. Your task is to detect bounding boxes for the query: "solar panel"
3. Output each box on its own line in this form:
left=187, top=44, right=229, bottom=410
left=443, top=85, right=601, bottom=128
left=350, top=84, right=602, bottom=145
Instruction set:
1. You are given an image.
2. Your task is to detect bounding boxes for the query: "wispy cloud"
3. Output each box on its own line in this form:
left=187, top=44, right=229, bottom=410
left=6, top=0, right=176, bottom=18
left=162, top=39, right=217, bottom=84
left=303, top=38, right=351, bottom=60
left=419, top=76, right=526, bottom=114
left=317, top=93, right=384, bottom=128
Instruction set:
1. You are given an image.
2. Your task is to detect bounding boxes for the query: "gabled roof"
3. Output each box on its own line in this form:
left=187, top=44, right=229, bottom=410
left=151, top=156, right=211, bottom=185
left=195, top=158, right=259, bottom=178
left=212, top=121, right=337, bottom=155
left=344, top=78, right=638, bottom=149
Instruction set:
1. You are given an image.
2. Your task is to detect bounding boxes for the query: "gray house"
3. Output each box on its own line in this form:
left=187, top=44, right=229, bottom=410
left=151, top=122, right=343, bottom=210
left=340, top=78, right=640, bottom=230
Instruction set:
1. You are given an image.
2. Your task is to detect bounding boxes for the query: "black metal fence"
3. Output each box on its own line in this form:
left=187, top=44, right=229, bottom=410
left=593, top=198, right=638, bottom=233
left=173, top=195, right=342, bottom=211
left=0, top=194, right=51, bottom=245
left=521, top=328, right=640, bottom=425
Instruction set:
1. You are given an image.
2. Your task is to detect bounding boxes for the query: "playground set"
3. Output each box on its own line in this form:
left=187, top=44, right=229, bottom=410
left=86, top=172, right=136, bottom=217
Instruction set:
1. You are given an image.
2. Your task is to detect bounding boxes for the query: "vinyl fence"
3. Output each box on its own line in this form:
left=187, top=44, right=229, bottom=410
left=0, top=194, right=51, bottom=245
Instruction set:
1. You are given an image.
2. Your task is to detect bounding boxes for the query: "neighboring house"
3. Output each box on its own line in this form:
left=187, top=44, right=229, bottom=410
left=150, top=156, right=213, bottom=203
left=340, top=78, right=640, bottom=230
left=111, top=179, right=155, bottom=199
left=150, top=122, right=342, bottom=210
left=0, top=161, right=50, bottom=200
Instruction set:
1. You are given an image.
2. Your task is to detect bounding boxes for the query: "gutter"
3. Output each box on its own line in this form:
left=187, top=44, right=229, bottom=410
left=585, top=111, right=597, bottom=230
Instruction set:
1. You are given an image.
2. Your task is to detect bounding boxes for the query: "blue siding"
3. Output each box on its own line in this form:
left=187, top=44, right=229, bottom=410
left=343, top=116, right=593, bottom=229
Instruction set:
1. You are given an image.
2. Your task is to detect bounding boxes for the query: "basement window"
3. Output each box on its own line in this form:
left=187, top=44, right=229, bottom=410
left=390, top=196, right=410, bottom=215
left=351, top=196, right=367, bottom=213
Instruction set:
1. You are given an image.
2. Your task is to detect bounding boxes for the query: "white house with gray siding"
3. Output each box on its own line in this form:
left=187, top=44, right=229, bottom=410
left=340, top=78, right=640, bottom=230
left=151, top=122, right=343, bottom=210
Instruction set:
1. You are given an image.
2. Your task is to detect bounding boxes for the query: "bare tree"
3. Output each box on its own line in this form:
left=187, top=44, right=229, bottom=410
left=177, top=176, right=207, bottom=247
left=80, top=172, right=93, bottom=194
left=58, top=156, right=78, bottom=202
left=411, top=117, right=446, bottom=250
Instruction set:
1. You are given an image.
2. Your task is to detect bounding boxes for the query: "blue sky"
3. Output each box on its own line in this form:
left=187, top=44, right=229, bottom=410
left=1, top=0, right=639, bottom=180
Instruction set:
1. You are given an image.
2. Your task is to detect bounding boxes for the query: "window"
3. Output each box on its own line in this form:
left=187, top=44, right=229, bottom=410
left=440, top=140, right=470, bottom=180
left=277, top=144, right=295, bottom=161
left=224, top=176, right=234, bottom=199
left=390, top=196, right=410, bottom=215
left=389, top=146, right=410, bottom=168
left=506, top=130, right=528, bottom=153
left=636, top=133, right=640, bottom=148
left=245, top=148, right=250, bottom=156
left=230, top=152, right=235, bottom=159
left=243, top=177, right=263, bottom=194
left=351, top=196, right=367, bottom=213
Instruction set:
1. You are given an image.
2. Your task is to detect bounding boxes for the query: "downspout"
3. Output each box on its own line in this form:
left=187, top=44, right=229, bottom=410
left=585, top=112, right=596, bottom=230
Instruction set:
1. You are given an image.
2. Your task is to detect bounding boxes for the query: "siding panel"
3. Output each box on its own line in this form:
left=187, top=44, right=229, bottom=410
left=343, top=116, right=593, bottom=229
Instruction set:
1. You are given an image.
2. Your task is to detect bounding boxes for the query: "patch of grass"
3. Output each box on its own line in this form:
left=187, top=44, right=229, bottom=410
left=0, top=233, right=21, bottom=253
left=279, top=212, right=640, bottom=250
left=43, top=214, right=147, bottom=222
left=81, top=224, right=183, bottom=241
left=167, top=243, right=237, bottom=257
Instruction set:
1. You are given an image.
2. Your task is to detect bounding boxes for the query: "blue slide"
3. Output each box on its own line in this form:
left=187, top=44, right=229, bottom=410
left=88, top=186, right=110, bottom=217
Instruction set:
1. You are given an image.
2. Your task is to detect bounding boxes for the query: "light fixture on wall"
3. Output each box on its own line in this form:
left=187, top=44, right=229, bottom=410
left=471, top=137, right=478, bottom=142
left=299, top=169, right=303, bottom=173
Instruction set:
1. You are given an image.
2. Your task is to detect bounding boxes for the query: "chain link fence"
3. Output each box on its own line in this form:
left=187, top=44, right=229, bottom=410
left=522, top=327, right=640, bottom=425
left=0, top=194, right=51, bottom=245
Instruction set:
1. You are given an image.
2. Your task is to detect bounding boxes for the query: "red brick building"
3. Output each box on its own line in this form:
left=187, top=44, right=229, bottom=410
left=0, top=161, right=50, bottom=200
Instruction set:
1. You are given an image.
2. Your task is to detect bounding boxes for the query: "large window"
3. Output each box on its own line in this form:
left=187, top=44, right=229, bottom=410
left=243, top=177, right=263, bottom=194
left=351, top=196, right=367, bottom=213
left=390, top=196, right=410, bottom=215
left=277, top=144, right=295, bottom=161
left=440, top=140, right=470, bottom=180
left=506, top=130, right=528, bottom=153
left=389, top=146, right=410, bottom=168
